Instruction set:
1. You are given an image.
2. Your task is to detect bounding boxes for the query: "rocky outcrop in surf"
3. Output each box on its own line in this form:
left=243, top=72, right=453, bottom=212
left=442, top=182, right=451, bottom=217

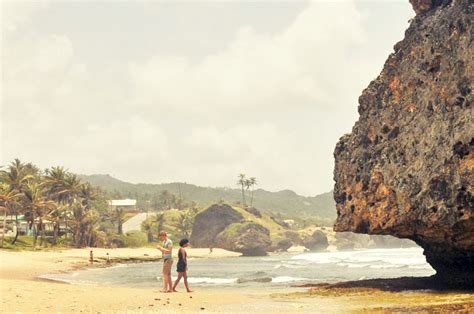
left=216, top=222, right=272, bottom=256
left=190, top=204, right=244, bottom=248
left=302, top=230, right=329, bottom=251
left=333, top=0, right=473, bottom=287
left=190, top=203, right=273, bottom=255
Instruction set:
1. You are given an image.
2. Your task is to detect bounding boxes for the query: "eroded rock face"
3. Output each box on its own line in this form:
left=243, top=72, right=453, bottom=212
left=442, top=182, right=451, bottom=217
left=409, top=0, right=451, bottom=14
left=190, top=204, right=243, bottom=247
left=334, top=0, right=473, bottom=287
left=216, top=222, right=272, bottom=256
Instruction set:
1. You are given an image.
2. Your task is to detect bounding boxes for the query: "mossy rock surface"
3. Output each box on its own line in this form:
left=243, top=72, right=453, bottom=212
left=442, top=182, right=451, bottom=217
left=216, top=222, right=271, bottom=256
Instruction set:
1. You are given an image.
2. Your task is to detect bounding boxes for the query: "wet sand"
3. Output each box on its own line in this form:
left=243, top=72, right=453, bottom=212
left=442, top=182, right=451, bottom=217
left=1, top=249, right=473, bottom=313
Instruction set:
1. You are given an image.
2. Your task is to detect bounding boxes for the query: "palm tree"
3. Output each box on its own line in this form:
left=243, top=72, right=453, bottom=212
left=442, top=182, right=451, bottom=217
left=44, top=167, right=83, bottom=244
left=70, top=199, right=100, bottom=247
left=47, top=203, right=67, bottom=245
left=142, top=220, right=154, bottom=242
left=79, top=206, right=100, bottom=247
left=0, top=184, right=21, bottom=247
left=244, top=179, right=252, bottom=205
left=23, top=183, right=55, bottom=248
left=61, top=172, right=82, bottom=237
left=1, top=160, right=39, bottom=245
left=1, top=159, right=38, bottom=192
left=177, top=212, right=193, bottom=238
left=63, top=173, right=82, bottom=203
left=76, top=182, right=101, bottom=246
left=154, top=213, right=165, bottom=236
left=159, top=190, right=173, bottom=210
left=44, top=167, right=68, bottom=201
left=84, top=210, right=100, bottom=247
left=112, top=206, right=126, bottom=235
left=237, top=174, right=247, bottom=206
left=248, top=177, right=257, bottom=207
left=44, top=167, right=68, bottom=244
left=78, top=183, right=98, bottom=210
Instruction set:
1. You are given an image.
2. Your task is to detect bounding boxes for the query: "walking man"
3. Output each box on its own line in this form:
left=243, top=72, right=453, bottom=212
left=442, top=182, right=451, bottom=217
left=157, top=231, right=173, bottom=292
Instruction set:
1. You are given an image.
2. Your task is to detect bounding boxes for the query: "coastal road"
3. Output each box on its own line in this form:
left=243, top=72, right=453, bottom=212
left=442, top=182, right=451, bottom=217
left=122, top=212, right=155, bottom=233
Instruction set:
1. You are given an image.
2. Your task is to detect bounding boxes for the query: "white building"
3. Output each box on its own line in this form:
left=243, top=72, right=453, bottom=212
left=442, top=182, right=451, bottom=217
left=107, top=199, right=137, bottom=211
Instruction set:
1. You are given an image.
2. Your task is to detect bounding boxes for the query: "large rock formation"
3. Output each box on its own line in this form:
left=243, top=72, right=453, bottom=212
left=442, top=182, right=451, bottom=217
left=303, top=230, right=329, bottom=251
left=190, top=204, right=243, bottom=247
left=409, top=0, right=451, bottom=14
left=216, top=222, right=272, bottom=256
left=190, top=204, right=272, bottom=255
left=334, top=0, right=473, bottom=287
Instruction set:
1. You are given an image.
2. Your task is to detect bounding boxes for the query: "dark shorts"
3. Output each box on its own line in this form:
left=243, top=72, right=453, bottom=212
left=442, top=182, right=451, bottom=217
left=177, top=261, right=187, bottom=273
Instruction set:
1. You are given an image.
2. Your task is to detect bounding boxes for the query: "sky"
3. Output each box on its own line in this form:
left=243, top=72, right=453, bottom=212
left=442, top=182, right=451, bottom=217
left=1, top=0, right=414, bottom=196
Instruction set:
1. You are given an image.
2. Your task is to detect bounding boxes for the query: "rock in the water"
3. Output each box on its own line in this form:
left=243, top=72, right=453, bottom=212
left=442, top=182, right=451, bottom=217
left=273, top=239, right=293, bottom=252
left=216, top=222, right=272, bottom=256
left=333, top=0, right=473, bottom=287
left=303, top=230, right=329, bottom=251
left=284, top=230, right=302, bottom=245
left=190, top=204, right=243, bottom=248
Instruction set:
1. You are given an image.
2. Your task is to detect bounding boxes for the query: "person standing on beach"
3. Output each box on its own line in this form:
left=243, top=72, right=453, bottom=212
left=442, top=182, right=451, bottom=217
left=157, top=231, right=173, bottom=293
left=172, top=239, right=192, bottom=293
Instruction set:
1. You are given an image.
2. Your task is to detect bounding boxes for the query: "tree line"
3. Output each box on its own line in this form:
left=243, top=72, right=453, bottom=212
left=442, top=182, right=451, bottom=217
left=0, top=159, right=124, bottom=248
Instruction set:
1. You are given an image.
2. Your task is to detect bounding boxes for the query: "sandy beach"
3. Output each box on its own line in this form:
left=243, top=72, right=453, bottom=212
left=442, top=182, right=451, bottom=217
left=1, top=248, right=473, bottom=313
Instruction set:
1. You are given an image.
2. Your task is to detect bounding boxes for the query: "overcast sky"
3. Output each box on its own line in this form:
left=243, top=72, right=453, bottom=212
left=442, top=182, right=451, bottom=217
left=1, top=0, right=413, bottom=196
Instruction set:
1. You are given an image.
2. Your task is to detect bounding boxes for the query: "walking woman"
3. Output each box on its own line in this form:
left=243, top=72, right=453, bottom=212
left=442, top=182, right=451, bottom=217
left=172, top=239, right=193, bottom=292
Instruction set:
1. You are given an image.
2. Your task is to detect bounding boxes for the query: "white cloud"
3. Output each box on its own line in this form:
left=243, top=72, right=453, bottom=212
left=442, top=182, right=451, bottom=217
left=129, top=1, right=367, bottom=118
left=186, top=123, right=278, bottom=162
left=70, top=116, right=169, bottom=180
left=1, top=0, right=50, bottom=33
left=2, top=0, right=412, bottom=195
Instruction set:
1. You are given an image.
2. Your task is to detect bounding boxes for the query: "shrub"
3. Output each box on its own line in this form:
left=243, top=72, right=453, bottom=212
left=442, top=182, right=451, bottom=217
left=108, top=234, right=125, bottom=248
left=122, top=231, right=148, bottom=248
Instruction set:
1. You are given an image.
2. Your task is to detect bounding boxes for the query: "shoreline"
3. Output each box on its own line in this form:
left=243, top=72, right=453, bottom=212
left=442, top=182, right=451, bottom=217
left=1, top=248, right=473, bottom=312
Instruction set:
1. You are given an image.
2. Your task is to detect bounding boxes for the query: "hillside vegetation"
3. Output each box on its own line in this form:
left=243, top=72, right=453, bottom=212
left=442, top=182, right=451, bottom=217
left=79, top=174, right=336, bottom=225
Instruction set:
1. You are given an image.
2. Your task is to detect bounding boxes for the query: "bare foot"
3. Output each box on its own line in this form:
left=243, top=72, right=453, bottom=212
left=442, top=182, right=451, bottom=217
left=187, top=290, right=193, bottom=293
left=159, top=289, right=168, bottom=293
left=172, top=289, right=178, bottom=292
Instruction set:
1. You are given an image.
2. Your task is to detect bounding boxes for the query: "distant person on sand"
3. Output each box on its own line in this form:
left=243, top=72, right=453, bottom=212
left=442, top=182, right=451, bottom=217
left=172, top=239, right=192, bottom=293
left=157, top=231, right=173, bottom=293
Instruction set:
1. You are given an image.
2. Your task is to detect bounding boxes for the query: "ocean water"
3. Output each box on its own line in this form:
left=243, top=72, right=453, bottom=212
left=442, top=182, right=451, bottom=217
left=40, top=248, right=435, bottom=289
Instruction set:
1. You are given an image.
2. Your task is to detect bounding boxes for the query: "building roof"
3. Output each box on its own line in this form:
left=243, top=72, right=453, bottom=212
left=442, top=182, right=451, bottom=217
left=107, top=199, right=137, bottom=206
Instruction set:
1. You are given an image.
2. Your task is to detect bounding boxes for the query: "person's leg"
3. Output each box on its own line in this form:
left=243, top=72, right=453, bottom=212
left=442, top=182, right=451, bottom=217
left=162, top=276, right=170, bottom=292
left=161, top=260, right=171, bottom=292
left=183, top=272, right=192, bottom=292
left=160, top=261, right=167, bottom=292
left=167, top=274, right=173, bottom=292
left=167, top=260, right=173, bottom=292
left=173, top=273, right=183, bottom=292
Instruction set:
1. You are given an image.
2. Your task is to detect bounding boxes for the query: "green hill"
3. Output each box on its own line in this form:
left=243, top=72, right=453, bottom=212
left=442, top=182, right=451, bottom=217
left=79, top=174, right=336, bottom=225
